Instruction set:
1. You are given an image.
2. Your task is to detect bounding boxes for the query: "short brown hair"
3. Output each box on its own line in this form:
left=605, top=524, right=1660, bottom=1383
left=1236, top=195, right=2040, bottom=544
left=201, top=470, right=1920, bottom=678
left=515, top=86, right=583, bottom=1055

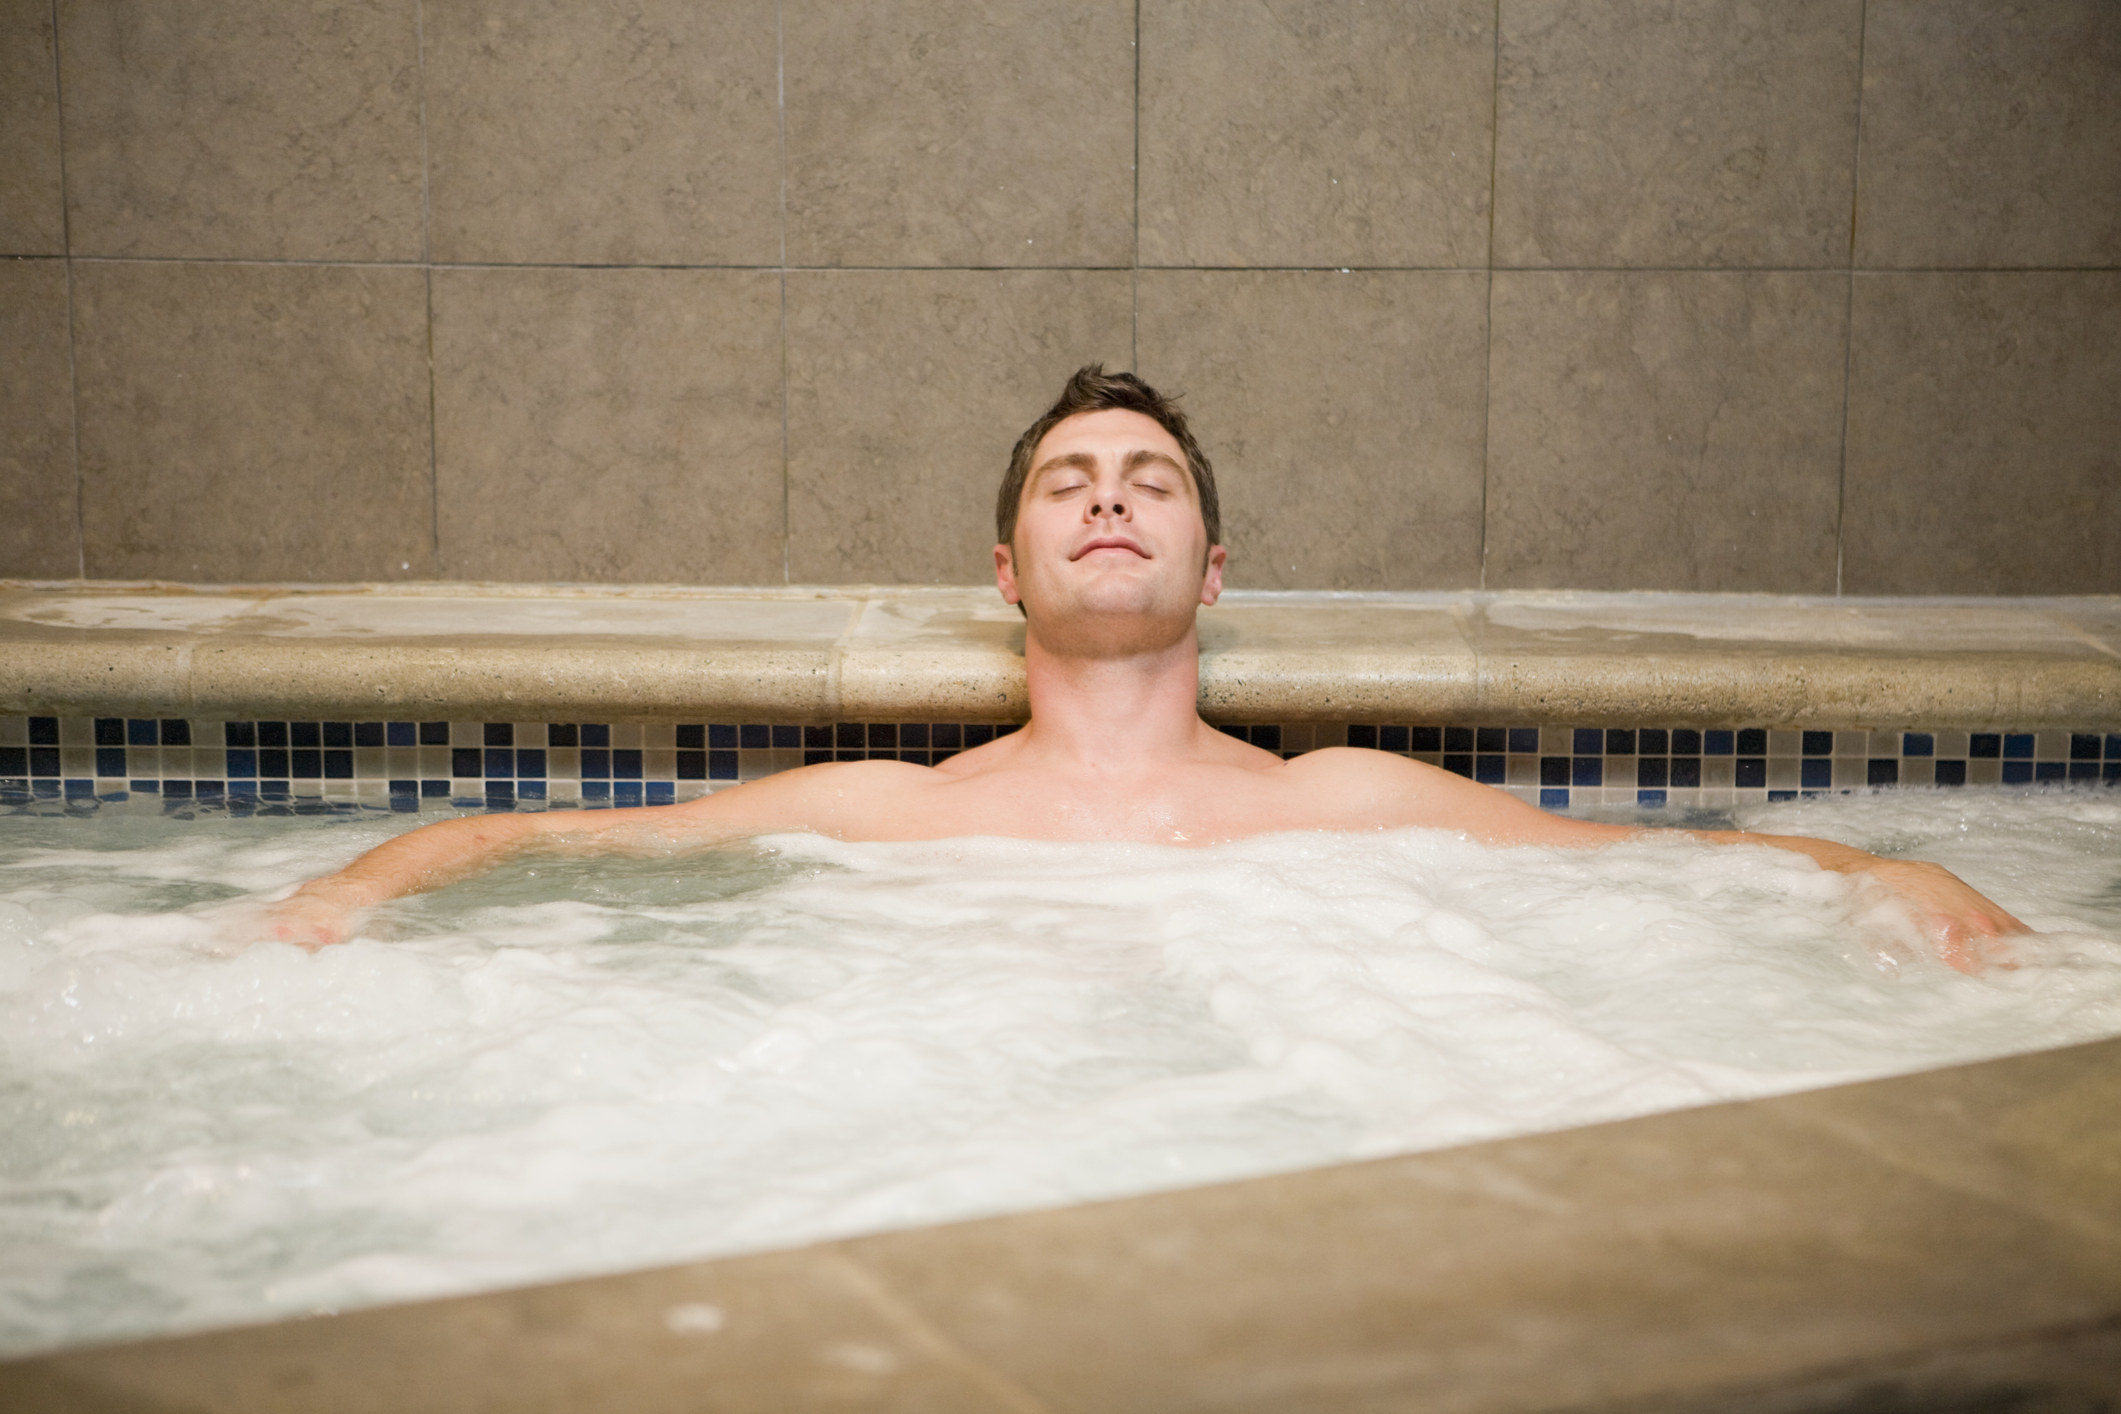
left=996, top=365, right=1221, bottom=549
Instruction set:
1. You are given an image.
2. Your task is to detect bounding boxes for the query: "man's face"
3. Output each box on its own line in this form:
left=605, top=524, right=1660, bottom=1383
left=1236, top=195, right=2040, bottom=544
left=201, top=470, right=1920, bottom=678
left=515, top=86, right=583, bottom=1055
left=995, top=409, right=1225, bottom=653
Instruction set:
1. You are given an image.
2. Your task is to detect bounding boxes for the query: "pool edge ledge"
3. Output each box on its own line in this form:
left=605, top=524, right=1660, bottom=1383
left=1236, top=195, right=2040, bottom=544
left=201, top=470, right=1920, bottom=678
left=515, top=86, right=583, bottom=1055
left=6, top=1034, right=2119, bottom=1412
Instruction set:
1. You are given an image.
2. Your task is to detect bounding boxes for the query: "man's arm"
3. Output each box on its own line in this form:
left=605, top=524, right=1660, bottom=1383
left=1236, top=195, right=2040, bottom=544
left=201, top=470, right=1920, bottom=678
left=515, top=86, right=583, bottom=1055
left=263, top=761, right=906, bottom=948
left=1301, top=748, right=2028, bottom=973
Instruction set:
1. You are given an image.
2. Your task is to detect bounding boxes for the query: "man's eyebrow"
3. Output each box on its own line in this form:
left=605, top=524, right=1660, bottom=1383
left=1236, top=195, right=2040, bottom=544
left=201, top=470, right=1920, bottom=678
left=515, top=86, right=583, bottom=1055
left=1122, top=448, right=1186, bottom=475
left=1028, top=451, right=1097, bottom=482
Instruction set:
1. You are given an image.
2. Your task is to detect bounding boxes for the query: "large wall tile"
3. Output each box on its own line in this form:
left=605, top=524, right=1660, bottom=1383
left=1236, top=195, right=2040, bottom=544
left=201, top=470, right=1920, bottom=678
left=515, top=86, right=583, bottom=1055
left=1856, top=1, right=2121, bottom=269
left=433, top=268, right=784, bottom=583
left=1135, top=271, right=1488, bottom=590
left=57, top=0, right=423, bottom=261
left=1138, top=0, right=1493, bottom=268
left=783, top=2, right=1135, bottom=267
left=424, top=0, right=779, bottom=266
left=73, top=261, right=433, bottom=580
left=1493, top=0, right=1863, bottom=268
left=785, top=271, right=1131, bottom=583
left=0, top=0, right=64, bottom=254
left=1842, top=274, right=2119, bottom=595
left=0, top=261, right=80, bottom=577
left=1485, top=272, right=1847, bottom=592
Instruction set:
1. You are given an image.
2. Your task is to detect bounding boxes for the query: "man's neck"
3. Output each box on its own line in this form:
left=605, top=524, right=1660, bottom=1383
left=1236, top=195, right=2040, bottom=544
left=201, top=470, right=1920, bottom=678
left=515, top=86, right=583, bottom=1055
left=1013, top=620, right=1212, bottom=768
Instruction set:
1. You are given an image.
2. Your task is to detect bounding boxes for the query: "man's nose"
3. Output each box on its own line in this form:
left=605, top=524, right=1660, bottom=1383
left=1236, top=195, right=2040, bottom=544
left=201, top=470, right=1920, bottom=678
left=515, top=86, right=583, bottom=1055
left=1088, top=486, right=1128, bottom=519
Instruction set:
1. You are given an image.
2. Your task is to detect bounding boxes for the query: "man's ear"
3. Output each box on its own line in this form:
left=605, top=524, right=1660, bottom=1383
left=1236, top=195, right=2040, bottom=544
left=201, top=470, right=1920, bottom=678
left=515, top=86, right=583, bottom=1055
left=1199, top=544, right=1227, bottom=607
left=994, top=543, right=1021, bottom=605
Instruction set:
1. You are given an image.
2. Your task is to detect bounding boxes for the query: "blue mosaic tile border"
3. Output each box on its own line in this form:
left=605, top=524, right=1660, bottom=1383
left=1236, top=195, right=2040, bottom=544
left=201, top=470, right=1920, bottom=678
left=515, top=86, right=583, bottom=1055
left=1, top=716, right=2115, bottom=815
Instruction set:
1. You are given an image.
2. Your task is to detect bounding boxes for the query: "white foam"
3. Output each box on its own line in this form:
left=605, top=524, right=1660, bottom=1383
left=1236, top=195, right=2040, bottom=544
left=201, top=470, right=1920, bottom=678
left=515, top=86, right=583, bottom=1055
left=0, top=789, right=2117, bottom=1355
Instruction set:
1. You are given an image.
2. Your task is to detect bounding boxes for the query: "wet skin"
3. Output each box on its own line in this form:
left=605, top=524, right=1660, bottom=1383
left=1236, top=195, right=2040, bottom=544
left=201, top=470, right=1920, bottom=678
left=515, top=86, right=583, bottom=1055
left=272, top=409, right=2027, bottom=971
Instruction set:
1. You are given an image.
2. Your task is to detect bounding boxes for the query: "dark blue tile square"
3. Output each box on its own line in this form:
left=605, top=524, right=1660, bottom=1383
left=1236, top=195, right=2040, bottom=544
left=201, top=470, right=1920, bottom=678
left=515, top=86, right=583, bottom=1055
left=613, top=749, right=642, bottom=779
left=95, top=747, right=127, bottom=777
left=964, top=725, right=995, bottom=746
left=2107, top=734, right=2121, bottom=760
left=0, top=748, right=25, bottom=776
left=1704, top=730, right=1734, bottom=756
left=1802, top=730, right=1834, bottom=756
left=291, top=722, right=321, bottom=748
left=1476, top=727, right=1506, bottom=754
left=582, top=780, right=610, bottom=801
left=804, top=724, right=833, bottom=749
left=1637, top=789, right=1667, bottom=807
left=741, top=723, right=772, bottom=749
left=646, top=782, right=674, bottom=805
left=451, top=747, right=482, bottom=777
left=30, top=746, right=59, bottom=777
left=1605, top=729, right=1636, bottom=755
left=837, top=722, right=864, bottom=748
left=95, top=718, right=124, bottom=746
left=868, top=723, right=896, bottom=748
left=1444, top=727, right=1474, bottom=754
left=677, top=724, right=706, bottom=749
left=222, top=721, right=255, bottom=747
left=1901, top=732, right=1933, bottom=758
left=1442, top=754, right=1472, bottom=778
left=1802, top=759, right=1833, bottom=789
left=160, top=719, right=191, bottom=746
left=259, top=721, right=290, bottom=747
left=259, top=781, right=290, bottom=800
left=1219, top=724, right=1247, bottom=740
left=28, top=717, right=57, bottom=745
left=676, top=751, right=706, bottom=780
left=483, top=723, right=512, bottom=747
left=1509, top=727, right=1541, bottom=754
left=1768, top=789, right=1797, bottom=803
left=1637, top=758, right=1668, bottom=788
left=613, top=782, right=643, bottom=807
left=2004, top=733, right=2035, bottom=759
left=484, top=748, right=514, bottom=778
left=899, top=723, right=930, bottom=748
left=1251, top=725, right=1281, bottom=751
left=323, top=750, right=353, bottom=779
left=772, top=725, right=800, bottom=749
left=1868, top=759, right=1899, bottom=787
left=2002, top=760, right=2034, bottom=785
left=388, top=779, right=418, bottom=795
left=709, top=750, right=738, bottom=780
left=516, top=749, right=545, bottom=779
left=1671, top=757, right=1702, bottom=788
left=2035, top=761, right=2066, bottom=783
left=1379, top=725, right=1410, bottom=753
left=1935, top=759, right=1966, bottom=787
left=1573, top=757, right=1603, bottom=787
left=1736, top=758, right=1766, bottom=788
left=151, top=719, right=181, bottom=746
left=2071, top=733, right=2102, bottom=761
left=1670, top=729, right=1701, bottom=755
left=354, top=722, right=385, bottom=748
left=581, top=724, right=611, bottom=748
left=1540, top=756, right=1570, bottom=787
left=30, top=780, right=57, bottom=798
left=1347, top=725, right=1378, bottom=749
left=2106, top=762, right=2121, bottom=783
left=1540, top=787, right=1570, bottom=809
left=1409, top=727, right=1442, bottom=752
left=164, top=780, right=192, bottom=799
left=518, top=781, right=547, bottom=800
left=195, top=780, right=224, bottom=799
left=1474, top=754, right=1505, bottom=784
left=1736, top=728, right=1767, bottom=756
left=391, top=794, right=420, bottom=813
left=60, top=779, right=90, bottom=800
left=259, top=748, right=289, bottom=777
left=1573, top=728, right=1602, bottom=755
left=546, top=723, right=577, bottom=747
left=805, top=749, right=832, bottom=766
left=228, top=780, right=256, bottom=798
left=420, top=721, right=451, bottom=745
left=421, top=779, right=450, bottom=798
left=2070, top=762, right=2101, bottom=781
left=1970, top=733, right=2001, bottom=758
left=580, top=748, right=610, bottom=777
left=387, top=722, right=416, bottom=747
left=484, top=786, right=515, bottom=810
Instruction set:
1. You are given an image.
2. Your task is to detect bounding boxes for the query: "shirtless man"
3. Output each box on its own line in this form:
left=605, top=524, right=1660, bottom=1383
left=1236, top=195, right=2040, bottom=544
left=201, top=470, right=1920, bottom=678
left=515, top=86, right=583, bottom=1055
left=271, top=365, right=2026, bottom=969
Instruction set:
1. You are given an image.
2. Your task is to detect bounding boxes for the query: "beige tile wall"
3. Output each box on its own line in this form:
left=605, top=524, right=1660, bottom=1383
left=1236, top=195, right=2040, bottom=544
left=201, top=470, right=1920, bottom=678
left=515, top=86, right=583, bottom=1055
left=2, top=1, right=2114, bottom=592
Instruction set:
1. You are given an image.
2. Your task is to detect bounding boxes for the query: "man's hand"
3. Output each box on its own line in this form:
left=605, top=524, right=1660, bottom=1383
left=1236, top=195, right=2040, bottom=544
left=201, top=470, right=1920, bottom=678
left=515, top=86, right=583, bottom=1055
left=258, top=885, right=366, bottom=951
left=1852, top=856, right=2029, bottom=975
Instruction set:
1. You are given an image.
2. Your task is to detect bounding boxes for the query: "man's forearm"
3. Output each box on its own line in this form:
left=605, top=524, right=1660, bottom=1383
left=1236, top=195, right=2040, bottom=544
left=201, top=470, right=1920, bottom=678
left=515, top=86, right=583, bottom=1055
left=291, top=812, right=550, bottom=910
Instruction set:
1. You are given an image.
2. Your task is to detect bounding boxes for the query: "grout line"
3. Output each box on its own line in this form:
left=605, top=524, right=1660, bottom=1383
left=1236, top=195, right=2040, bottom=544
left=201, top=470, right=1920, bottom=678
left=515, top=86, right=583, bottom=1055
left=776, top=0, right=791, bottom=584
left=414, top=0, right=432, bottom=266
left=415, top=0, right=440, bottom=575
left=1477, top=0, right=1503, bottom=591
left=1130, top=0, right=1140, bottom=369
left=47, top=0, right=86, bottom=579
left=1834, top=0, right=1871, bottom=598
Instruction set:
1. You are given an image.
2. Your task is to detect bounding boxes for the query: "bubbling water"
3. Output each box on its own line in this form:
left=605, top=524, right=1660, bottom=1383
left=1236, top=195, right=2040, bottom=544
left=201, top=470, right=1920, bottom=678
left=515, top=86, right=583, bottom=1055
left=1, top=789, right=2118, bottom=1356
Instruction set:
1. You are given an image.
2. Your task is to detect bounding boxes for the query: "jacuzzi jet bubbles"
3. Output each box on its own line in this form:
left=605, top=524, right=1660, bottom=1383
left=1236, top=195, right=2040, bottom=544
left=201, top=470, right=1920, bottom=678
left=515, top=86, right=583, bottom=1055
left=0, top=790, right=2117, bottom=1356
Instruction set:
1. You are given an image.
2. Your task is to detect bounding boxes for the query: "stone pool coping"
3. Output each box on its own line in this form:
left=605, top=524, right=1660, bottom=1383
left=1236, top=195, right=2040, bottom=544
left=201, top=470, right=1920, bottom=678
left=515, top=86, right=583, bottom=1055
left=6, top=1035, right=2117, bottom=1411
left=0, top=582, right=2116, bottom=727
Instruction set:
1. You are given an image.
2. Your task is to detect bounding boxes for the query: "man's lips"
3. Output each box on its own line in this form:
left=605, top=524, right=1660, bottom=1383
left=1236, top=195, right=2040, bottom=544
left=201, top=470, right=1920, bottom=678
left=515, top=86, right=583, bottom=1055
left=1069, top=536, right=1149, bottom=562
